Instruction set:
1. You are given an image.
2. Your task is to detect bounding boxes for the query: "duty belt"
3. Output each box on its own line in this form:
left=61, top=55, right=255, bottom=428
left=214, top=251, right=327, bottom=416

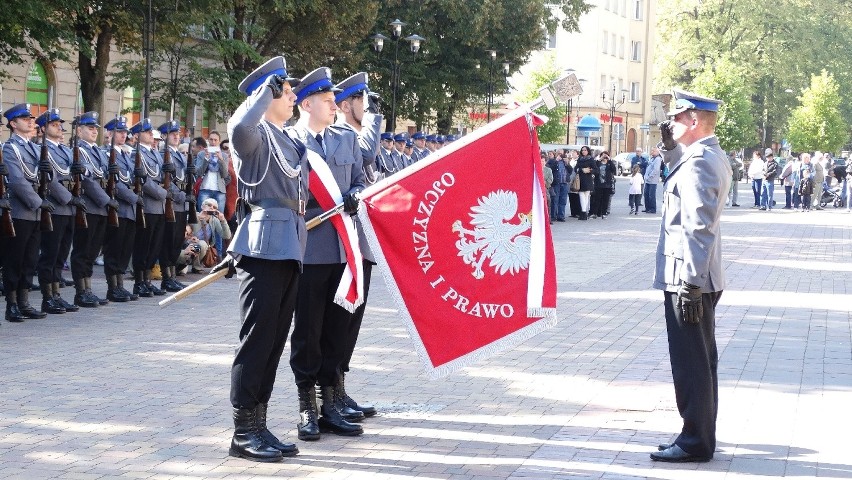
left=248, top=197, right=305, bottom=216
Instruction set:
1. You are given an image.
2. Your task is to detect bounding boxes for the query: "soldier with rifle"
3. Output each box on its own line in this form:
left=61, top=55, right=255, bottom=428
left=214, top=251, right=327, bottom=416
left=36, top=108, right=86, bottom=315
left=130, top=118, right=168, bottom=297
left=0, top=114, right=14, bottom=303
left=2, top=103, right=51, bottom=322
left=102, top=116, right=143, bottom=302
left=71, top=111, right=118, bottom=308
left=158, top=120, right=190, bottom=293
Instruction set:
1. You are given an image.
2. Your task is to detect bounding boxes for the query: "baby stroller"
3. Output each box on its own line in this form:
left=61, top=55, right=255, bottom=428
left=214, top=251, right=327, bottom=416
left=820, top=182, right=843, bottom=208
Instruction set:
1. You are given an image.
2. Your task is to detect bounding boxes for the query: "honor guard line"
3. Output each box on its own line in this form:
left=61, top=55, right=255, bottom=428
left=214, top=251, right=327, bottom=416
left=158, top=72, right=579, bottom=308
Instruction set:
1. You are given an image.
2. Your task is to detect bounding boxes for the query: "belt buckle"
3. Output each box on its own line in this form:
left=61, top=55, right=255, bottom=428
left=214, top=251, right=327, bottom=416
left=298, top=199, right=306, bottom=216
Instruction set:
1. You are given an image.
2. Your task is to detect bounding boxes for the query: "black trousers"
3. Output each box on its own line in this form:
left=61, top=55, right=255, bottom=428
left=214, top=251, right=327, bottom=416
left=103, top=217, right=136, bottom=276
left=71, top=214, right=107, bottom=281
left=341, top=260, right=374, bottom=373
left=664, top=290, right=722, bottom=459
left=3, top=219, right=39, bottom=295
left=568, top=192, right=581, bottom=217
left=133, top=213, right=165, bottom=271
left=230, top=256, right=300, bottom=409
left=591, top=188, right=612, bottom=217
left=160, top=215, right=187, bottom=269
left=38, top=214, right=74, bottom=285
left=290, top=263, right=352, bottom=389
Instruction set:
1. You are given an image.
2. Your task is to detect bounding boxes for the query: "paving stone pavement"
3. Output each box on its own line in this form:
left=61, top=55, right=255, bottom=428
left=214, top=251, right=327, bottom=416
left=1, top=182, right=851, bottom=479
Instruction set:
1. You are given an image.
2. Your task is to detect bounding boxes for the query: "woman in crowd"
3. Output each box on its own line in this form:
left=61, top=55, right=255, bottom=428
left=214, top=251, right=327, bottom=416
left=590, top=151, right=616, bottom=219
left=575, top=146, right=597, bottom=220
left=798, top=153, right=814, bottom=212
left=748, top=150, right=765, bottom=208
left=195, top=131, right=232, bottom=213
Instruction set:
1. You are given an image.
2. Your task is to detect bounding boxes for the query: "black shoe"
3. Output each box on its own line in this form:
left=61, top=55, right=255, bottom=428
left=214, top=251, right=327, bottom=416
left=133, top=282, right=153, bottom=298
left=332, top=377, right=365, bottom=423
left=228, top=408, right=283, bottom=463
left=41, top=285, right=66, bottom=314
left=650, top=445, right=712, bottom=463
left=84, top=278, right=108, bottom=306
left=74, top=279, right=98, bottom=308
left=256, top=404, right=298, bottom=457
left=297, top=386, right=321, bottom=441
left=18, top=290, right=47, bottom=319
left=318, top=386, right=363, bottom=436
left=53, top=283, right=79, bottom=312
left=658, top=443, right=673, bottom=451
left=146, top=281, right=165, bottom=296
left=339, top=375, right=377, bottom=417
left=731, top=203, right=740, bottom=207
left=5, top=296, right=25, bottom=322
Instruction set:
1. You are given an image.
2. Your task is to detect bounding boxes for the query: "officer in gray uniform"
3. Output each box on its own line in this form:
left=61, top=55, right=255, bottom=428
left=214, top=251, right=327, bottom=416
left=72, top=111, right=117, bottom=308
left=411, top=131, right=429, bottom=163
left=2, top=104, right=50, bottom=321
left=391, top=133, right=407, bottom=171
left=226, top=56, right=306, bottom=462
left=333, top=72, right=382, bottom=419
left=37, top=109, right=84, bottom=314
left=651, top=89, right=731, bottom=463
left=130, top=118, right=168, bottom=298
left=158, top=120, right=190, bottom=293
left=102, top=116, right=142, bottom=302
left=377, top=132, right=396, bottom=176
left=287, top=67, right=365, bottom=441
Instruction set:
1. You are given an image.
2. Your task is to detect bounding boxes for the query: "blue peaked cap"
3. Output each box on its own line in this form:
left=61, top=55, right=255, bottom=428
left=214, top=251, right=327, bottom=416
left=36, top=108, right=64, bottom=128
left=380, top=132, right=393, bottom=141
left=667, top=88, right=723, bottom=116
left=104, top=116, right=129, bottom=131
left=129, top=118, right=153, bottom=135
left=158, top=120, right=181, bottom=134
left=239, top=56, right=300, bottom=96
left=335, top=72, right=369, bottom=104
left=411, top=131, right=425, bottom=140
left=77, top=111, right=100, bottom=127
left=294, top=67, right=341, bottom=104
left=393, top=133, right=407, bottom=143
left=4, top=103, right=34, bottom=122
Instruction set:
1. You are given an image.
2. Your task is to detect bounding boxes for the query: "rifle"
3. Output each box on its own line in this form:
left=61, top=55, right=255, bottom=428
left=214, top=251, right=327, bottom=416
left=134, top=142, right=147, bottom=229
left=162, top=142, right=176, bottom=222
left=105, top=117, right=120, bottom=227
left=0, top=142, right=15, bottom=237
left=185, top=155, right=197, bottom=225
left=38, top=125, right=54, bottom=232
left=71, top=119, right=88, bottom=229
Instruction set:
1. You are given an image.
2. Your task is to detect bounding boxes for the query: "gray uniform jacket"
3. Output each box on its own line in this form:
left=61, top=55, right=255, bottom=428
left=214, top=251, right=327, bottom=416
left=653, top=136, right=731, bottom=293
left=391, top=149, right=406, bottom=172
left=227, top=84, right=308, bottom=263
left=2, top=134, right=45, bottom=221
left=413, top=147, right=430, bottom=163
left=164, top=146, right=188, bottom=213
left=78, top=142, right=113, bottom=217
left=105, top=145, right=140, bottom=221
left=377, top=148, right=396, bottom=174
left=287, top=123, right=365, bottom=265
left=45, top=140, right=75, bottom=216
left=137, top=145, right=167, bottom=215
left=334, top=113, right=382, bottom=263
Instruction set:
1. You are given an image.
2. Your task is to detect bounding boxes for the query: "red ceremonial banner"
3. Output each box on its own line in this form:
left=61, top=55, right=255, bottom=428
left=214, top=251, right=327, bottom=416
left=358, top=107, right=558, bottom=377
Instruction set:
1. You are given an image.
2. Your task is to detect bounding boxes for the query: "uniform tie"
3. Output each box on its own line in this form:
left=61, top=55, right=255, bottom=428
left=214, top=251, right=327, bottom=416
left=315, top=133, right=324, bottom=154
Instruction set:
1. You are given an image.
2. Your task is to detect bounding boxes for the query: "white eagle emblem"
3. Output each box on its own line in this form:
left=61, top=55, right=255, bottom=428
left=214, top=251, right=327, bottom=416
left=451, top=190, right=532, bottom=280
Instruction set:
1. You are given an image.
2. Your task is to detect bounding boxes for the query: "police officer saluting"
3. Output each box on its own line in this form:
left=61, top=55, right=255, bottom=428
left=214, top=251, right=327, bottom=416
left=36, top=108, right=84, bottom=314
left=287, top=67, right=365, bottom=441
left=226, top=56, right=306, bottom=462
left=102, top=116, right=142, bottom=302
left=130, top=118, right=168, bottom=298
left=71, top=111, right=116, bottom=307
left=157, top=120, right=190, bottom=293
left=3, top=104, right=50, bottom=321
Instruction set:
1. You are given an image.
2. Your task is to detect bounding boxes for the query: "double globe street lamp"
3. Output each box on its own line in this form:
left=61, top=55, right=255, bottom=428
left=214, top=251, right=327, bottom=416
left=478, top=50, right=510, bottom=122
left=372, top=19, right=425, bottom=133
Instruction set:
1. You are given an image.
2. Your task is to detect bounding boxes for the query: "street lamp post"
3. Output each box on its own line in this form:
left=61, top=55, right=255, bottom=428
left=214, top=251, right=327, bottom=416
left=372, top=20, right=424, bottom=133
left=486, top=50, right=496, bottom=122
left=601, top=83, right=626, bottom=153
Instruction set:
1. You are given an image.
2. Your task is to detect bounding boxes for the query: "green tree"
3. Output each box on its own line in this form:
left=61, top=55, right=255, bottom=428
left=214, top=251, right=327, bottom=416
left=787, top=71, right=848, bottom=153
left=690, top=58, right=756, bottom=151
left=0, top=3, right=71, bottom=78
left=516, top=52, right=565, bottom=143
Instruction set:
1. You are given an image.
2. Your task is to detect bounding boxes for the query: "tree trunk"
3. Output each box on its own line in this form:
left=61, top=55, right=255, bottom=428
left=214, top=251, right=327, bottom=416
left=79, top=23, right=114, bottom=115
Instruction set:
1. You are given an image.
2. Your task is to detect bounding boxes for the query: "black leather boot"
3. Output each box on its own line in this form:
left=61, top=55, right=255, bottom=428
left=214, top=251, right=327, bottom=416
left=297, top=386, right=321, bottom=441
left=18, top=289, right=47, bottom=319
left=118, top=275, right=138, bottom=301
left=170, top=267, right=187, bottom=289
left=228, top=407, right=283, bottom=462
left=85, top=277, right=109, bottom=305
left=133, top=271, right=152, bottom=298
left=333, top=376, right=365, bottom=422
left=145, top=270, right=165, bottom=296
left=107, top=275, right=130, bottom=302
left=161, top=267, right=182, bottom=293
left=339, top=374, right=377, bottom=418
left=40, top=284, right=66, bottom=314
left=53, top=282, right=79, bottom=312
left=255, top=403, right=298, bottom=456
left=5, top=291, right=24, bottom=322
left=74, top=279, right=98, bottom=308
left=318, top=385, right=363, bottom=436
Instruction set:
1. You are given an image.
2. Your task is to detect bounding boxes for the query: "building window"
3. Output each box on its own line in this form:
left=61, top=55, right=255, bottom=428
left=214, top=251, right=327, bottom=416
left=630, top=82, right=640, bottom=102
left=122, top=87, right=142, bottom=126
left=633, top=0, right=643, bottom=20
left=602, top=30, right=608, bottom=54
left=600, top=75, right=607, bottom=96
left=610, top=33, right=616, bottom=57
left=26, top=62, right=50, bottom=116
left=631, top=41, right=642, bottom=62
left=622, top=0, right=628, bottom=17
left=619, top=36, right=625, bottom=59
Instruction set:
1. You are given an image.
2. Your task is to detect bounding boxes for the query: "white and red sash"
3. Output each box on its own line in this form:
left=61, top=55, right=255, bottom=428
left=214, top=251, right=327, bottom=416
left=306, top=151, right=364, bottom=312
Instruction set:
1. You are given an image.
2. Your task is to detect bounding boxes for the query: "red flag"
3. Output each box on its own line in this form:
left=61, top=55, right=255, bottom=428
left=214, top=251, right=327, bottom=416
left=358, top=107, right=557, bottom=377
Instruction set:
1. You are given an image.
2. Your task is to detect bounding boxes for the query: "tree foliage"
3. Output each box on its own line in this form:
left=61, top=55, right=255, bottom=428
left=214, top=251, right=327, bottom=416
left=690, top=58, right=755, bottom=151
left=787, top=71, right=848, bottom=153
left=517, top=52, right=566, bottom=143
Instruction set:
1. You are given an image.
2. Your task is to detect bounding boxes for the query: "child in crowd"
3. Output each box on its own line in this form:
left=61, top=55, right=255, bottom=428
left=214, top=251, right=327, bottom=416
left=629, top=164, right=644, bottom=215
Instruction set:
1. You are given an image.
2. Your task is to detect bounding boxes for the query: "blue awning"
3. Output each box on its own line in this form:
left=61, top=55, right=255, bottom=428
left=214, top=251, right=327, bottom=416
left=576, top=114, right=602, bottom=132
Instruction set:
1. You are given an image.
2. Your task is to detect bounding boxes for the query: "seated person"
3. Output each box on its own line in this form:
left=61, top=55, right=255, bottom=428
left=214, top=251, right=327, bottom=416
left=177, top=225, right=210, bottom=274
left=192, top=198, right=232, bottom=257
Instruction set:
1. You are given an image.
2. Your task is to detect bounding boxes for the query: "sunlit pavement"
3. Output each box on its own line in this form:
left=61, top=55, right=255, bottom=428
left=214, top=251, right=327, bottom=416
left=1, top=180, right=850, bottom=479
